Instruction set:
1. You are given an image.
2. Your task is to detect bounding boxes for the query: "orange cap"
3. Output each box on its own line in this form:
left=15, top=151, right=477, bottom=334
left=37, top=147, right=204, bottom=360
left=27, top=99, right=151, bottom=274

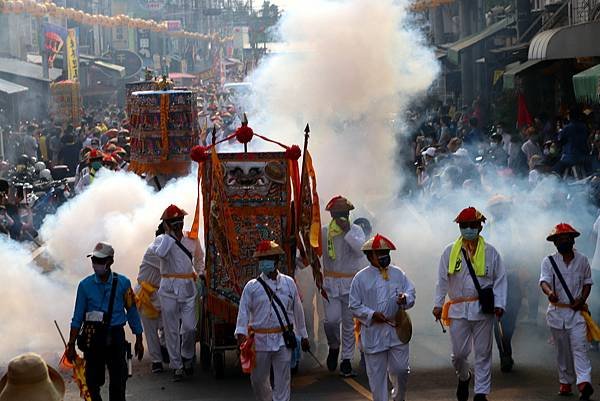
left=546, top=223, right=580, bottom=241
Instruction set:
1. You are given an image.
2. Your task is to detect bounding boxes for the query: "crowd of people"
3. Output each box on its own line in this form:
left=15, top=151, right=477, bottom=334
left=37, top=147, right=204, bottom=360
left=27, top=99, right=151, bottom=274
left=406, top=102, right=600, bottom=196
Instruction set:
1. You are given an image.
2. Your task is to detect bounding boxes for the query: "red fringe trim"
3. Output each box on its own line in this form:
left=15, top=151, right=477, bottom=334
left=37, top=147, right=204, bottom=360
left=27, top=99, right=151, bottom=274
left=206, top=292, right=239, bottom=324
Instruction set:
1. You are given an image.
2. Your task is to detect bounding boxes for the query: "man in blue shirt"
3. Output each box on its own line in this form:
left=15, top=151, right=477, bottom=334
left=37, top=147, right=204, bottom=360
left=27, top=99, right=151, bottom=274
left=66, top=242, right=144, bottom=401
left=553, top=106, right=589, bottom=174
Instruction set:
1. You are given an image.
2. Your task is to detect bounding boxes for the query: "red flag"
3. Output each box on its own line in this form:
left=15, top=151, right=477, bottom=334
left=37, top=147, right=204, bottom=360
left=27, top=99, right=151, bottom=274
left=517, top=93, right=532, bottom=128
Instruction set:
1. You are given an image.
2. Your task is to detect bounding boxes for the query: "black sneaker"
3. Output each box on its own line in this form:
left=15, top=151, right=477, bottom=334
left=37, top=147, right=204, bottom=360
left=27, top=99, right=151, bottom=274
left=500, top=356, right=514, bottom=373
left=339, top=359, right=356, bottom=378
left=183, top=358, right=194, bottom=376
left=161, top=346, right=170, bottom=364
left=579, top=382, right=594, bottom=401
left=173, top=368, right=184, bottom=382
left=326, top=348, right=339, bottom=372
left=456, top=373, right=471, bottom=401
left=473, top=394, right=488, bottom=401
left=151, top=362, right=163, bottom=374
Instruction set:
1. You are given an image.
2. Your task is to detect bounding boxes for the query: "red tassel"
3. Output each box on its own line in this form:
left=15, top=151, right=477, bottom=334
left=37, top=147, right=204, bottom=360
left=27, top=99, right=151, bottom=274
left=190, top=145, right=210, bottom=163
left=285, top=145, right=302, bottom=160
left=235, top=125, right=254, bottom=144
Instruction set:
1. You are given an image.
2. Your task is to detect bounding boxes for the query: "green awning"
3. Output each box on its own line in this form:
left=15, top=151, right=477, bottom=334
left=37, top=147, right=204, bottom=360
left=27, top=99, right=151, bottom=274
left=573, top=64, right=600, bottom=102
left=448, top=17, right=515, bottom=65
left=503, top=60, right=544, bottom=90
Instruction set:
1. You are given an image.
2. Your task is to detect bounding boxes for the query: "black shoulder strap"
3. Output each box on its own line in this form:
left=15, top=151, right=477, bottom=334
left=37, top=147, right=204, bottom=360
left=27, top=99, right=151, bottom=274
left=548, top=255, right=575, bottom=303
left=461, top=248, right=482, bottom=292
left=257, top=277, right=293, bottom=329
left=103, top=273, right=119, bottom=326
left=170, top=234, right=194, bottom=263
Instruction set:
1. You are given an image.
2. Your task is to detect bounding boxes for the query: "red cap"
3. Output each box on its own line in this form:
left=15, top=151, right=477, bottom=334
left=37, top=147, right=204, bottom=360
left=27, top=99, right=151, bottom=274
left=454, top=207, right=486, bottom=223
left=86, top=149, right=104, bottom=161
left=547, top=223, right=580, bottom=242
left=161, top=204, right=187, bottom=221
left=325, top=196, right=355, bottom=212
left=361, top=234, right=396, bottom=251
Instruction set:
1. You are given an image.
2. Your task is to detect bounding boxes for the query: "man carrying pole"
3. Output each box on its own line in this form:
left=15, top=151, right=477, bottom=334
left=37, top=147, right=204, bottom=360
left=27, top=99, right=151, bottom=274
left=321, top=195, right=366, bottom=376
left=539, top=223, right=595, bottom=400
left=150, top=204, right=204, bottom=381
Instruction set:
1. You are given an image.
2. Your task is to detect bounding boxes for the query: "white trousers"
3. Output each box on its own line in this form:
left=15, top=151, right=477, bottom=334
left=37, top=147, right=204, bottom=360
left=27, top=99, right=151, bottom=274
left=140, top=314, right=165, bottom=363
left=159, top=295, right=197, bottom=370
left=323, top=294, right=355, bottom=359
left=550, top=320, right=592, bottom=385
left=449, top=317, right=494, bottom=395
left=295, top=267, right=326, bottom=346
left=364, top=345, right=410, bottom=401
left=250, top=346, right=292, bottom=401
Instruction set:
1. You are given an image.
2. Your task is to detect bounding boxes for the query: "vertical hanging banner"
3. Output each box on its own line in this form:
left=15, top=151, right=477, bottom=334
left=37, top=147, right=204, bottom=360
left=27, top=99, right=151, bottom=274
left=66, top=29, right=79, bottom=81
left=42, top=23, right=68, bottom=68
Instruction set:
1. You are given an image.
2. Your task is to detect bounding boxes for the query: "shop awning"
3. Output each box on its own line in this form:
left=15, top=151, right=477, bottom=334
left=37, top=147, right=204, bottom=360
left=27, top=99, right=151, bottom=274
left=0, top=78, right=28, bottom=95
left=93, top=61, right=126, bottom=78
left=529, top=21, right=600, bottom=60
left=573, top=64, right=600, bottom=102
left=0, top=57, right=62, bottom=81
left=503, top=59, right=544, bottom=90
left=447, top=16, right=515, bottom=65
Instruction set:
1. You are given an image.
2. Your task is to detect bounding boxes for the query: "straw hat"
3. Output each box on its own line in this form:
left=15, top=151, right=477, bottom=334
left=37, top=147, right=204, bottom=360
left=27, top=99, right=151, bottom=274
left=546, top=223, right=580, bottom=242
left=253, top=240, right=285, bottom=258
left=325, top=196, right=354, bottom=212
left=0, top=353, right=65, bottom=401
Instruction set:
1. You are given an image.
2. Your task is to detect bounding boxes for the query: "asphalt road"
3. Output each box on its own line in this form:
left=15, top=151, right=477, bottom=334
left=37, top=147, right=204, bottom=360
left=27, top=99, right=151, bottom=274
left=62, top=320, right=600, bottom=401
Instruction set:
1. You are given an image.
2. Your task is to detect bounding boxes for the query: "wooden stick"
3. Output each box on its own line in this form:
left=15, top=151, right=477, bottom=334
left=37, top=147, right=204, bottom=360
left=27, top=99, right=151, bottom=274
left=54, top=320, right=67, bottom=348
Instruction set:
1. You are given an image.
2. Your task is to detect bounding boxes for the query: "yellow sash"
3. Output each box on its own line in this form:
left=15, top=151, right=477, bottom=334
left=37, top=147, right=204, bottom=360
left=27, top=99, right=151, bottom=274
left=135, top=281, right=160, bottom=319
left=552, top=303, right=600, bottom=341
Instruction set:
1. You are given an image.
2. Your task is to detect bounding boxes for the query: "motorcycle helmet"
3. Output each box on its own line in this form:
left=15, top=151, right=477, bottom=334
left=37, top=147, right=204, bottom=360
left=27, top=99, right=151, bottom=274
left=30, top=156, right=37, bottom=164
left=34, top=161, right=46, bottom=172
left=18, top=154, right=30, bottom=166
left=39, top=169, right=53, bottom=181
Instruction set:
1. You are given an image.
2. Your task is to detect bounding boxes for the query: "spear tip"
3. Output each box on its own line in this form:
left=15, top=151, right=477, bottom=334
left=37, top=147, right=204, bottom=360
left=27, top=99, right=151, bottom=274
left=304, top=123, right=310, bottom=134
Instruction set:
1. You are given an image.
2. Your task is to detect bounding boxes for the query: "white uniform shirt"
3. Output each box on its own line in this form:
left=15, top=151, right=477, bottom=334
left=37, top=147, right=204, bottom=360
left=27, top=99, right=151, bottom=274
left=235, top=272, right=308, bottom=352
left=135, top=242, right=163, bottom=309
left=434, top=240, right=507, bottom=320
left=539, top=251, right=593, bottom=330
left=349, top=264, right=416, bottom=354
left=321, top=223, right=367, bottom=298
left=151, top=233, right=205, bottom=302
left=591, top=215, right=600, bottom=272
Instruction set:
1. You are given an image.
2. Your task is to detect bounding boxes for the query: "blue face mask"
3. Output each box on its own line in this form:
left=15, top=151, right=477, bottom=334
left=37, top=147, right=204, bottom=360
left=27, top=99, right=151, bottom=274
left=259, top=259, right=276, bottom=274
left=460, top=227, right=479, bottom=241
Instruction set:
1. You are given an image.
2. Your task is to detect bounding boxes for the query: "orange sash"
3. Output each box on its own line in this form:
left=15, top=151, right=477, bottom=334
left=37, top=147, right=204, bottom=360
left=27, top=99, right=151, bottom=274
left=441, top=296, right=479, bottom=326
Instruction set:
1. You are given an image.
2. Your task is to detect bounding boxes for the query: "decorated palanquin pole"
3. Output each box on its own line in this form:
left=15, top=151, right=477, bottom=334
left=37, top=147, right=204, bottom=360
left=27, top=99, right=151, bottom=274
left=128, top=78, right=198, bottom=178
left=187, top=118, right=325, bottom=374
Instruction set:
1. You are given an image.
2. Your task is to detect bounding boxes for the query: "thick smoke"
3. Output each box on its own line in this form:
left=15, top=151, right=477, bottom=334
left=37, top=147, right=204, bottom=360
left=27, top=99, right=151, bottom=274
left=1, top=0, right=596, bottom=367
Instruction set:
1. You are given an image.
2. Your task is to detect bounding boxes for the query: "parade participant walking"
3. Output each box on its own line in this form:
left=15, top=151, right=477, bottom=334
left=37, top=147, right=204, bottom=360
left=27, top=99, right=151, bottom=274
left=150, top=204, right=204, bottom=381
left=136, top=224, right=168, bottom=374
left=433, top=207, right=507, bottom=401
left=321, top=195, right=366, bottom=376
left=235, top=240, right=310, bottom=401
left=66, top=242, right=144, bottom=401
left=486, top=195, right=521, bottom=372
left=539, top=223, right=594, bottom=400
left=349, top=234, right=416, bottom=401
